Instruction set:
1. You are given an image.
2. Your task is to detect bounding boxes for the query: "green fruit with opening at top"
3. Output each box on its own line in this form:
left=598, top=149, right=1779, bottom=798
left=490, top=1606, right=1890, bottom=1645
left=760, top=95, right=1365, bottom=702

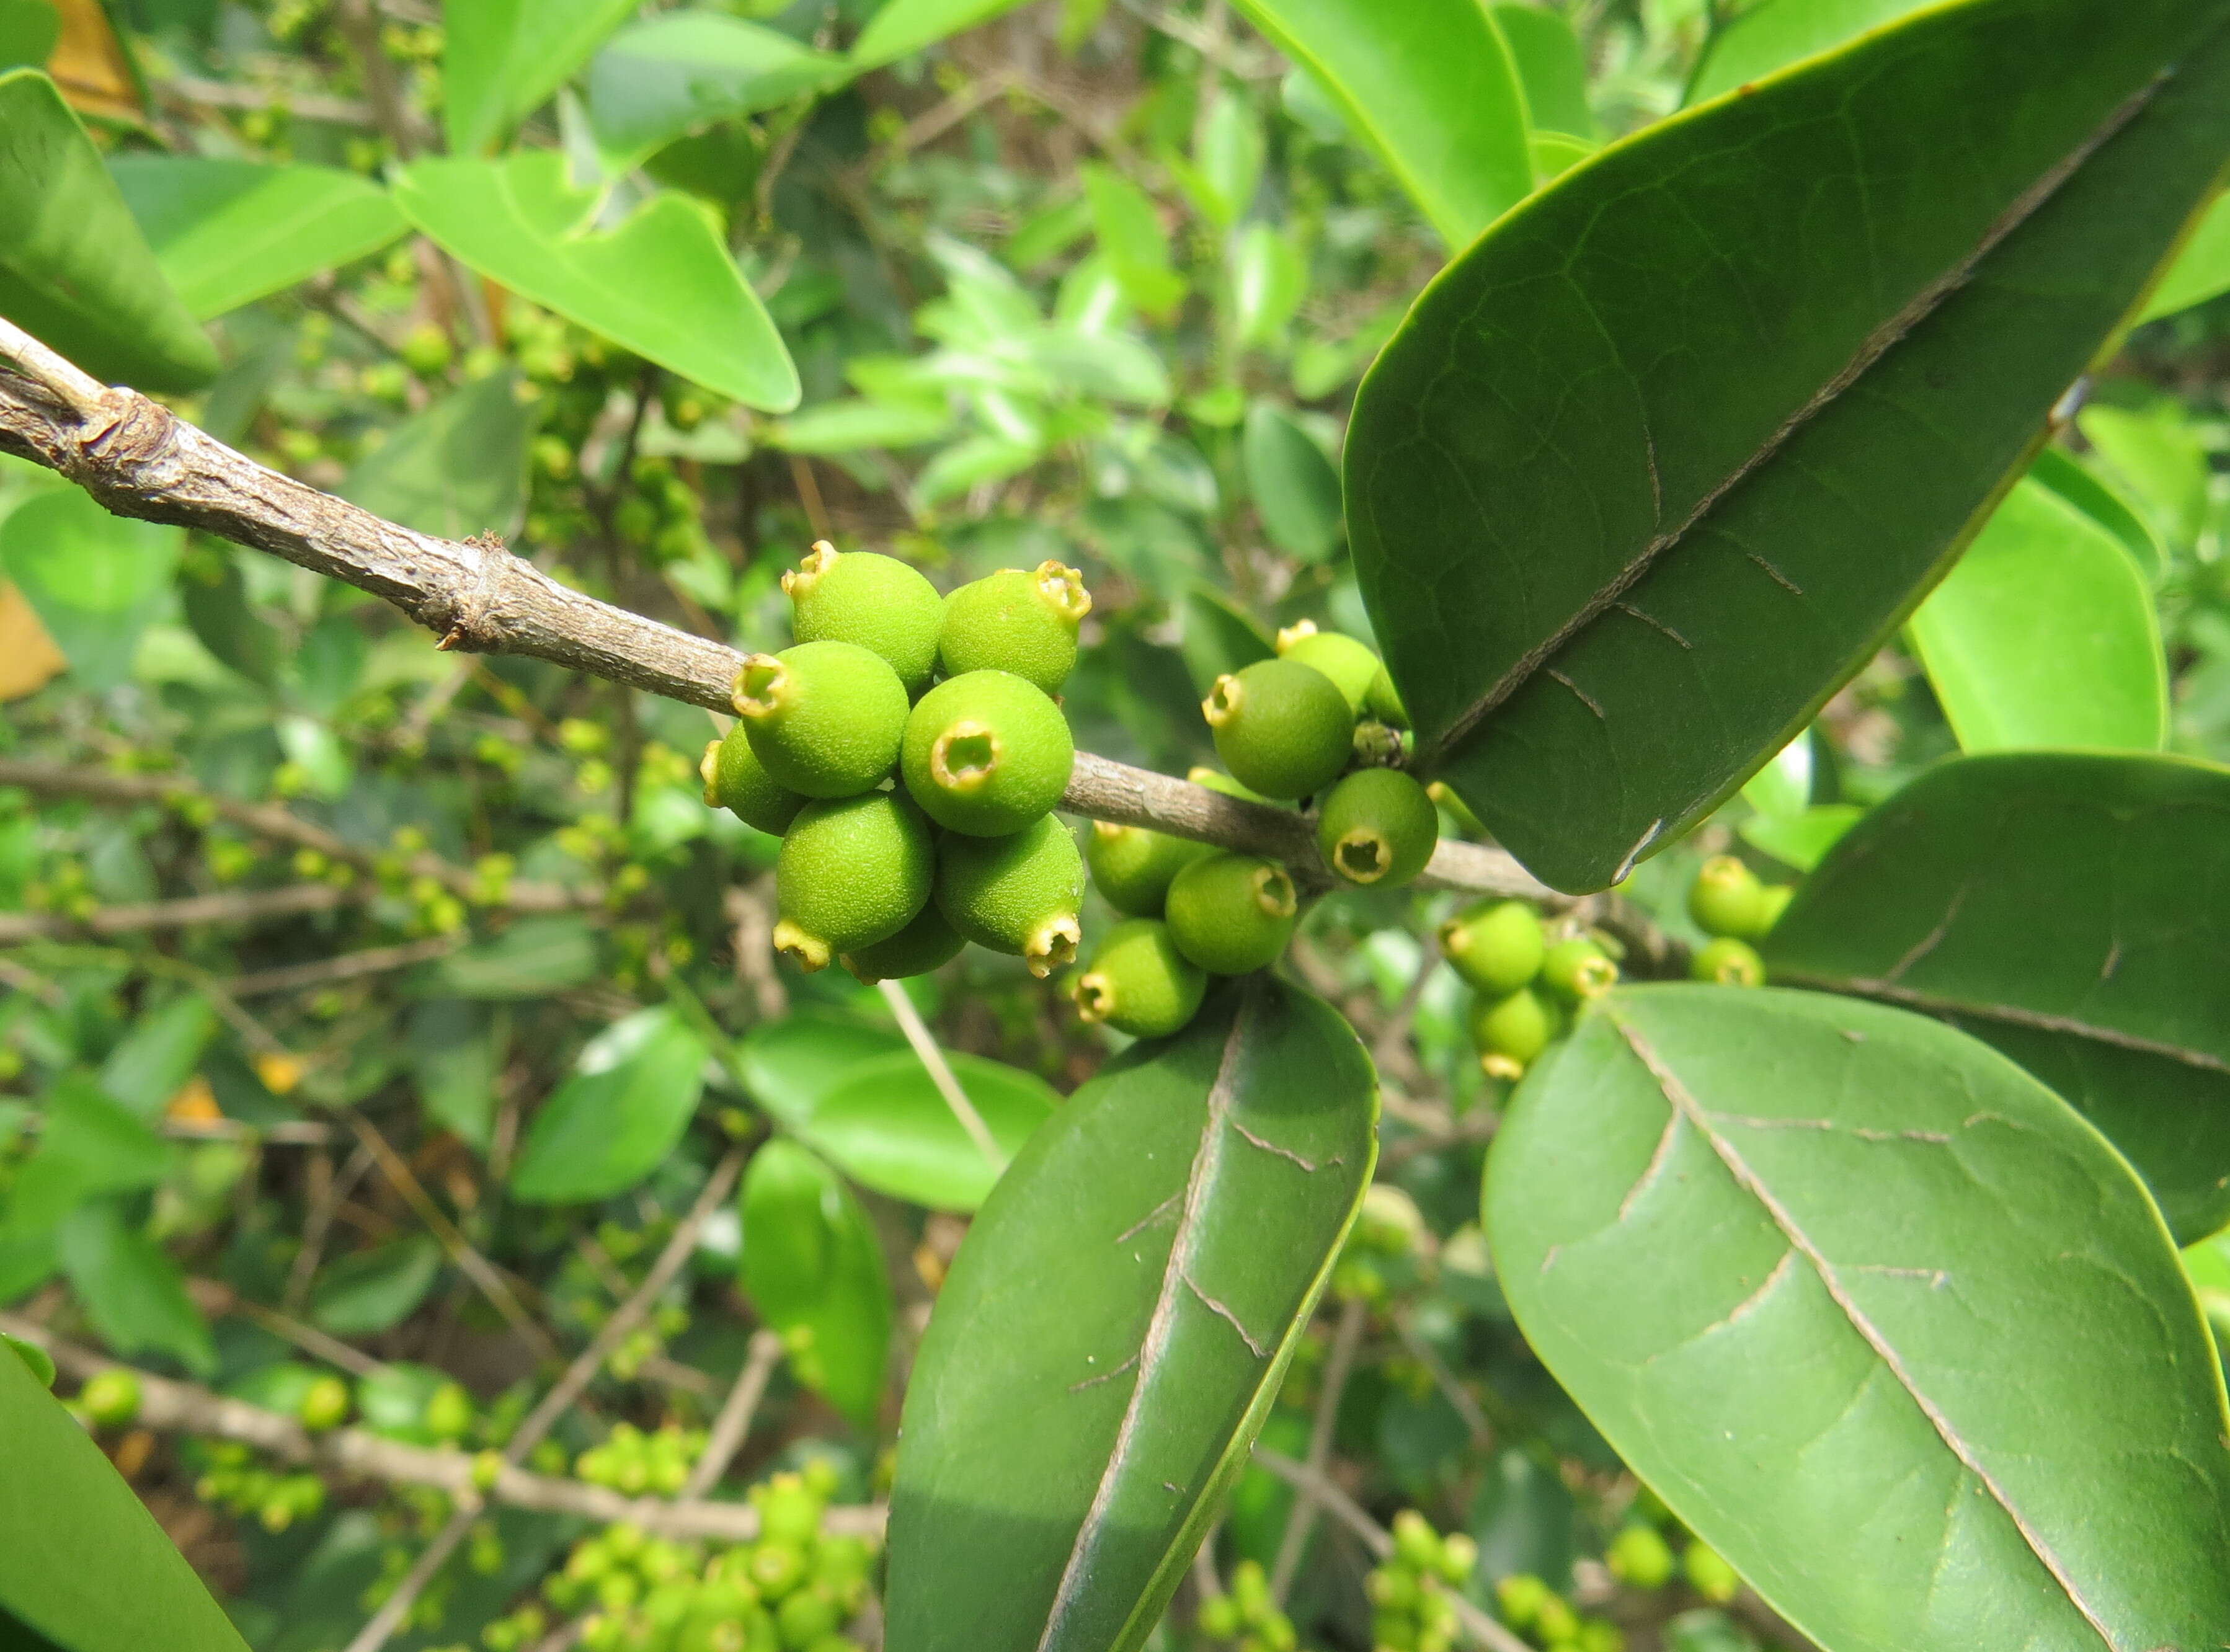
left=1540, top=936, right=1619, bottom=1003
left=1274, top=620, right=1383, bottom=716
left=1085, top=820, right=1212, bottom=917
left=1439, top=900, right=1545, bottom=997
left=1165, top=853, right=1299, bottom=975
left=79, top=1367, right=141, bottom=1427
left=937, top=561, right=1093, bottom=694
left=1315, top=768, right=1439, bottom=888
left=702, top=729, right=807, bottom=837
left=840, top=900, right=965, bottom=984
left=783, top=542, right=944, bottom=696
left=1687, top=854, right=1768, bottom=939
left=935, top=815, right=1085, bottom=979
left=1468, top=985, right=1562, bottom=1081
left=775, top=792, right=935, bottom=973
left=732, top=641, right=909, bottom=799
left=298, top=1373, right=350, bottom=1433
left=1690, top=936, right=1766, bottom=987
left=1202, top=659, right=1354, bottom=801
left=1073, top=919, right=1207, bottom=1039
left=900, top=670, right=1073, bottom=836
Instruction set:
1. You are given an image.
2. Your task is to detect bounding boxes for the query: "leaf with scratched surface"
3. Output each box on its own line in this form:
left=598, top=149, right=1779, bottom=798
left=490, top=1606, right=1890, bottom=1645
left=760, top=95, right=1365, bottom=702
left=1347, top=0, right=2230, bottom=892
left=1763, top=752, right=2230, bottom=1243
left=1487, top=985, right=2230, bottom=1652
left=884, top=976, right=1377, bottom=1652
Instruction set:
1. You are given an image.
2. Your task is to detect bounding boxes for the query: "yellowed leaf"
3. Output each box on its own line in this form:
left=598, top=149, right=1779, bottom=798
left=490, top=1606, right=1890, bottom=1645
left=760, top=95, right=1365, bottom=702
left=0, top=582, right=66, bottom=700
left=46, top=0, right=142, bottom=124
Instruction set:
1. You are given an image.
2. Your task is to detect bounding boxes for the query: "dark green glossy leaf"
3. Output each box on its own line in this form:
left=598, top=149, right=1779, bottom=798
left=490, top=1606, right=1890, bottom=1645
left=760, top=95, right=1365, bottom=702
left=1762, top=752, right=2230, bottom=1243
left=1242, top=402, right=1341, bottom=564
left=0, top=488, right=182, bottom=692
left=1226, top=0, right=1531, bottom=247
left=107, top=158, right=406, bottom=320
left=179, top=544, right=282, bottom=687
left=736, top=1011, right=906, bottom=1129
left=311, top=1236, right=443, bottom=1337
left=851, top=0, right=1028, bottom=71
left=0, top=1075, right=175, bottom=1298
left=58, top=1199, right=215, bottom=1376
left=886, top=977, right=1377, bottom=1652
left=443, top=0, right=639, bottom=156
left=1487, top=985, right=2230, bottom=1651
left=1493, top=4, right=1593, bottom=138
left=0, top=69, right=216, bottom=391
left=1349, top=0, right=2230, bottom=892
left=339, top=369, right=538, bottom=542
left=588, top=13, right=847, bottom=167
left=0, top=1338, right=248, bottom=1652
left=511, top=1008, right=709, bottom=1205
left=1907, top=477, right=2165, bottom=752
left=424, top=915, right=599, bottom=1000
left=738, top=1140, right=892, bottom=1431
left=1686, top=0, right=1925, bottom=105
left=393, top=154, right=799, bottom=412
left=404, top=1000, right=501, bottom=1148
left=802, top=1050, right=1057, bottom=1212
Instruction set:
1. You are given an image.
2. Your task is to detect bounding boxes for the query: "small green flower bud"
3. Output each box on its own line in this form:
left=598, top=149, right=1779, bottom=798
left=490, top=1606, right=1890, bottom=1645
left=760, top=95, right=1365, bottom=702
left=1606, top=1523, right=1676, bottom=1590
left=900, top=670, right=1073, bottom=836
left=79, top=1368, right=141, bottom=1427
left=1756, top=883, right=1794, bottom=930
left=703, top=731, right=807, bottom=837
left=1085, top=820, right=1212, bottom=917
left=1316, top=768, right=1439, bottom=887
left=1073, top=920, right=1207, bottom=1039
left=298, top=1374, right=350, bottom=1433
left=775, top=793, right=935, bottom=973
left=1682, top=1542, right=1740, bottom=1604
left=1439, top=901, right=1545, bottom=996
left=1690, top=936, right=1766, bottom=987
left=1274, top=621, right=1383, bottom=716
left=1165, top=853, right=1299, bottom=976
left=783, top=542, right=944, bottom=695
left=1687, top=855, right=1767, bottom=939
left=1469, top=985, right=1562, bottom=1080
left=732, top=642, right=909, bottom=799
left=935, top=815, right=1085, bottom=978
left=841, top=900, right=965, bottom=983
left=937, top=561, right=1093, bottom=693
left=1202, top=659, right=1354, bottom=801
left=1540, top=937, right=1619, bottom=1002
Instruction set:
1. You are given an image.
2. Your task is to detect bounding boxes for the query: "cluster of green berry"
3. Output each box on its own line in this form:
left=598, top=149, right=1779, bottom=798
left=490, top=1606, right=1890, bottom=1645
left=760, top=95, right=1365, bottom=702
left=1684, top=856, right=1792, bottom=988
left=189, top=1439, right=329, bottom=1532
left=542, top=1468, right=874, bottom=1652
left=1438, top=902, right=1620, bottom=1080
left=1604, top=1522, right=1739, bottom=1605
left=704, top=545, right=1091, bottom=980
left=1366, top=1511, right=1479, bottom=1652
left=613, top=456, right=715, bottom=569
left=574, top=1422, right=708, bottom=1496
left=1491, top=1575, right=1621, bottom=1652
left=1195, top=1560, right=1300, bottom=1651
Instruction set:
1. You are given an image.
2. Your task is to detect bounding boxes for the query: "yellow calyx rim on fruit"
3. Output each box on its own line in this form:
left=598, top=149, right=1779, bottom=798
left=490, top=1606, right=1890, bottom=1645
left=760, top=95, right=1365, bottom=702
left=771, top=918, right=830, bottom=973
left=1274, top=618, right=1317, bottom=653
left=929, top=721, right=1001, bottom=793
left=732, top=654, right=789, bottom=719
left=1571, top=956, right=1619, bottom=998
left=781, top=539, right=838, bottom=599
left=1481, top=1053, right=1526, bottom=1082
left=1438, top=917, right=1469, bottom=954
left=1333, top=828, right=1393, bottom=885
left=1253, top=864, right=1297, bottom=918
left=1073, top=971, right=1114, bottom=1023
left=1033, top=560, right=1093, bottom=624
left=1024, top=915, right=1083, bottom=979
left=1202, top=673, right=1242, bottom=729
left=699, top=739, right=721, bottom=806
left=1091, top=820, right=1131, bottom=843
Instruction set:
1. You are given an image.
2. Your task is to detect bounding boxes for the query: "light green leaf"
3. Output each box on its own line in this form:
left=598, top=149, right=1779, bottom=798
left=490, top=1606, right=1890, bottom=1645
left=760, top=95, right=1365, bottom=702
left=58, top=1199, right=216, bottom=1376
left=1762, top=751, right=2230, bottom=1243
left=851, top=0, right=1029, bottom=71
left=0, top=69, right=216, bottom=392
left=1908, top=477, right=2166, bottom=753
left=1, top=1075, right=174, bottom=1274
left=0, top=0, right=57, bottom=71
left=2142, top=190, right=2230, bottom=321
left=917, top=434, right=1040, bottom=505
left=1228, top=222, right=1304, bottom=351
left=737, top=1011, right=906, bottom=1129
left=1736, top=804, right=1861, bottom=874
left=2028, top=444, right=2166, bottom=584
left=587, top=13, right=849, bottom=169
left=1082, top=164, right=1183, bottom=318
left=311, top=1237, right=444, bottom=1337
left=1190, top=98, right=1264, bottom=229
left=107, top=158, right=406, bottom=321
left=340, top=369, right=540, bottom=541
left=405, top=1000, right=502, bottom=1149
left=1686, top=0, right=1927, bottom=105
left=1488, top=985, right=2230, bottom=1652
left=1242, top=401, right=1341, bottom=564
left=1227, top=0, right=1531, bottom=247
left=739, top=1140, right=892, bottom=1431
left=800, top=1051, right=1057, bottom=1212
left=886, top=978, right=1377, bottom=1652
left=1493, top=3, right=1593, bottom=137
left=1179, top=585, right=1275, bottom=701
left=97, top=995, right=217, bottom=1121
left=427, top=915, right=600, bottom=1000
left=1348, top=0, right=2230, bottom=892
left=0, top=487, right=182, bottom=691
left=2077, top=401, right=2211, bottom=550
left=393, top=153, right=800, bottom=411
left=0, top=1336, right=249, bottom=1652
left=511, top=1008, right=709, bottom=1205
left=443, top=0, right=641, bottom=156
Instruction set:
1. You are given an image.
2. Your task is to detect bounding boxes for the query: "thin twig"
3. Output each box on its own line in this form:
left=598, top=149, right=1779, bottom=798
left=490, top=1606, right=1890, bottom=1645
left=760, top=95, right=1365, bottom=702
left=877, top=979, right=1003, bottom=1171
left=285, top=1143, right=376, bottom=1313
left=231, top=935, right=464, bottom=997
left=1393, top=1313, right=1492, bottom=1447
left=683, top=1328, right=786, bottom=1498
left=195, top=1279, right=390, bottom=1380
left=1270, top=1295, right=1367, bottom=1602
left=0, top=882, right=362, bottom=943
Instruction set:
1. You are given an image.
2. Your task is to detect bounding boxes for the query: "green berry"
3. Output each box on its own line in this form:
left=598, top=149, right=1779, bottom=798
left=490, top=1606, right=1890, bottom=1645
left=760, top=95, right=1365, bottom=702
left=79, top=1368, right=141, bottom=1427
left=749, top=1540, right=807, bottom=1601
left=1197, top=1594, right=1243, bottom=1639
left=732, top=642, right=909, bottom=799
left=1540, top=937, right=1619, bottom=1002
left=775, top=1585, right=841, bottom=1649
left=1085, top=820, right=1211, bottom=917
left=1316, top=768, right=1439, bottom=887
left=1202, top=659, right=1354, bottom=801
left=1367, top=665, right=1408, bottom=729
left=1756, top=883, right=1794, bottom=930
left=1274, top=621, right=1383, bottom=716
left=935, top=815, right=1085, bottom=978
left=1495, top=1574, right=1550, bottom=1631
left=1682, top=1542, right=1739, bottom=1604
left=424, top=1380, right=473, bottom=1441
left=775, top=793, right=935, bottom=972
left=937, top=561, right=1093, bottom=693
left=1437, top=1532, right=1477, bottom=1584
left=840, top=900, right=965, bottom=983
left=783, top=543, right=943, bottom=696
left=752, top=1473, right=823, bottom=1547
left=1690, top=936, right=1766, bottom=987
left=1440, top=901, right=1546, bottom=995
left=1073, top=920, right=1207, bottom=1039
left=1391, top=1509, right=1441, bottom=1572
left=1606, top=1523, right=1676, bottom=1589
left=1165, top=853, right=1299, bottom=975
left=1469, top=985, right=1562, bottom=1080
left=702, top=731, right=807, bottom=837
left=298, top=1374, right=350, bottom=1433
left=1687, top=855, right=1767, bottom=939
left=900, top=670, right=1073, bottom=835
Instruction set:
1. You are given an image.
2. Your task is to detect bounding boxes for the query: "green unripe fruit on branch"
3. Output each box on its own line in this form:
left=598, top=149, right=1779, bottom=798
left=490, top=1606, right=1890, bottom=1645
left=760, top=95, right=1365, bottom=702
left=1540, top=937, right=1619, bottom=1002
left=1469, top=985, right=1561, bottom=1080
left=841, top=900, right=965, bottom=984
left=1687, top=855, right=1768, bottom=939
left=1073, top=920, right=1207, bottom=1039
left=1202, top=659, right=1354, bottom=801
left=1683, top=1542, right=1740, bottom=1605
left=775, top=1584, right=842, bottom=1648
left=1085, top=820, right=1211, bottom=917
left=938, top=561, right=1093, bottom=694
left=1165, top=853, right=1299, bottom=975
left=900, top=670, right=1073, bottom=836
left=1690, top=936, right=1766, bottom=987
left=1440, top=901, right=1545, bottom=996
left=703, top=730, right=807, bottom=837
left=79, top=1368, right=141, bottom=1428
left=1274, top=621, right=1384, bottom=717
left=775, top=793, right=935, bottom=972
left=783, top=541, right=944, bottom=696
left=424, top=1380, right=473, bottom=1441
left=732, top=642, right=908, bottom=799
left=935, top=815, right=1084, bottom=977
left=298, top=1373, right=350, bottom=1433
left=1316, top=768, right=1439, bottom=887
left=1606, top=1524, right=1676, bottom=1590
